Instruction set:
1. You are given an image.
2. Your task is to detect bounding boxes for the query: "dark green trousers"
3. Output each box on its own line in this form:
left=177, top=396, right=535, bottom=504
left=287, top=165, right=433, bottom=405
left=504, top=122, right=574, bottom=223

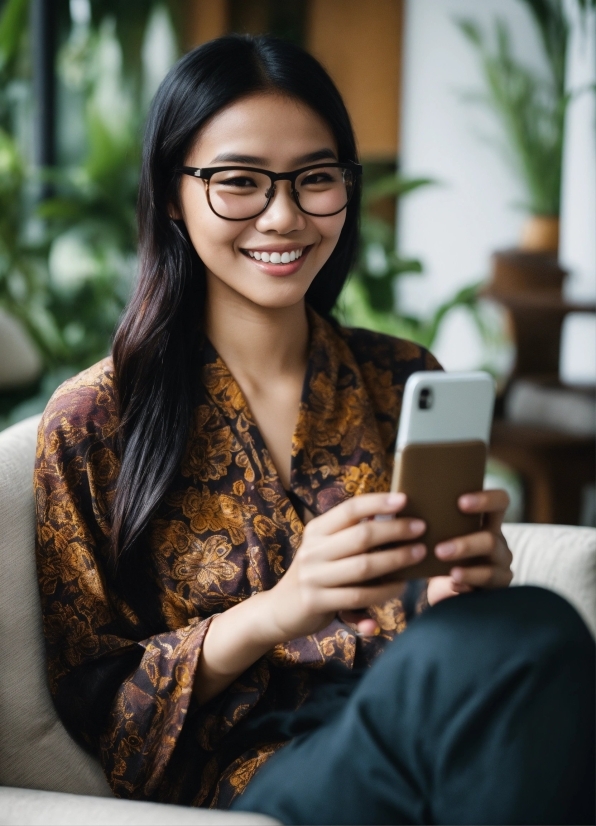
left=233, top=587, right=595, bottom=825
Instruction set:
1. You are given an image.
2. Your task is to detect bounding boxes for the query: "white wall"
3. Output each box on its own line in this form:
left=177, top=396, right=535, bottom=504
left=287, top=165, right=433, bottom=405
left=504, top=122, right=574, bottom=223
left=559, top=2, right=596, bottom=384
left=398, top=0, right=596, bottom=381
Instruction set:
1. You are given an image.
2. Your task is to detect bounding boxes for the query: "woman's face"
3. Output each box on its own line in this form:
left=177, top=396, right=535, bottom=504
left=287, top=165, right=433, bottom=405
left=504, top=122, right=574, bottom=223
left=176, top=93, right=347, bottom=311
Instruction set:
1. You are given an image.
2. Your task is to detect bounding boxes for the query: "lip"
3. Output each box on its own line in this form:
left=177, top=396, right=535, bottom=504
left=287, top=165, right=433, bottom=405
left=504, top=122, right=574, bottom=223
left=241, top=244, right=313, bottom=277
left=242, top=244, right=308, bottom=254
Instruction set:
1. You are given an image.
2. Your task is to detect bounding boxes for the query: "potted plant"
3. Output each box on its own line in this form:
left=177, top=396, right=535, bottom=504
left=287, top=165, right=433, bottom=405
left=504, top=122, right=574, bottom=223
left=456, top=0, right=594, bottom=257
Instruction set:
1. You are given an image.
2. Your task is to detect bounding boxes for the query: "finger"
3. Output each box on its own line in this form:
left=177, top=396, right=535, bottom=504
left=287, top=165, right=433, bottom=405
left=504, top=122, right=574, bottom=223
left=451, top=563, right=513, bottom=589
left=451, top=582, right=474, bottom=594
left=458, top=489, right=510, bottom=533
left=337, top=611, right=381, bottom=636
left=305, top=492, right=407, bottom=538
left=355, top=618, right=381, bottom=636
left=320, top=581, right=408, bottom=614
left=435, top=530, right=496, bottom=562
left=320, top=517, right=426, bottom=561
left=315, top=544, right=426, bottom=587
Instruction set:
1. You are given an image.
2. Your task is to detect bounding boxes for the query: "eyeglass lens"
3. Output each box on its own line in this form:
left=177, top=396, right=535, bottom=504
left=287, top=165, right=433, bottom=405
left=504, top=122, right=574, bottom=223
left=207, top=166, right=354, bottom=219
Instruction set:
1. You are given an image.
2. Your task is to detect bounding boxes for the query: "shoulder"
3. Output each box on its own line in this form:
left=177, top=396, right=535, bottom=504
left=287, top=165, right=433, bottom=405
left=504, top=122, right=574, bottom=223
left=37, top=357, right=118, bottom=458
left=336, top=323, right=442, bottom=378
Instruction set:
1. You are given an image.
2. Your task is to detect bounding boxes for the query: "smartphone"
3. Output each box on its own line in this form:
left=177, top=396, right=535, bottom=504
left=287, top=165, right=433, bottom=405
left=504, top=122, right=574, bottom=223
left=389, top=371, right=495, bottom=579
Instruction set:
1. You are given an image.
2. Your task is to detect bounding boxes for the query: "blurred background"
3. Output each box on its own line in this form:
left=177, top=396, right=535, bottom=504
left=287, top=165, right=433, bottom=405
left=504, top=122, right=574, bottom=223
left=0, top=0, right=594, bottom=525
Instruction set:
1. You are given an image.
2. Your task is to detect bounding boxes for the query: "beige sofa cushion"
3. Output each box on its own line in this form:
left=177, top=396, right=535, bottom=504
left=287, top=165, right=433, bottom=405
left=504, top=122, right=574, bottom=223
left=504, top=522, right=596, bottom=636
left=0, top=787, right=277, bottom=825
left=0, top=414, right=112, bottom=796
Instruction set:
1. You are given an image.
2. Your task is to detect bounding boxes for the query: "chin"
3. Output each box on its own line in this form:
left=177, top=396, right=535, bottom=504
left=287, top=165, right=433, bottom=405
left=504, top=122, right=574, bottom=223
left=248, top=290, right=310, bottom=311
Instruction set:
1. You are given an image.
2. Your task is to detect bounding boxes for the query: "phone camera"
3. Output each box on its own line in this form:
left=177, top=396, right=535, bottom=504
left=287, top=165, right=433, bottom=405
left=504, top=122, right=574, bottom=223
left=418, top=387, right=433, bottom=410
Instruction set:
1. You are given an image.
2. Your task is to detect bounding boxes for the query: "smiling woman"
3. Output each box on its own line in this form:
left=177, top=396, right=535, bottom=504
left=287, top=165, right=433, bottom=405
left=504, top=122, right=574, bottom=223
left=33, top=33, right=594, bottom=825
left=172, top=94, right=350, bottom=320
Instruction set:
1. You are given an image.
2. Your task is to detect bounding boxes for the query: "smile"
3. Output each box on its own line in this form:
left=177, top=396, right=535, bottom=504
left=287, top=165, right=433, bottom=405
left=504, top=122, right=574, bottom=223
left=244, top=248, right=304, bottom=263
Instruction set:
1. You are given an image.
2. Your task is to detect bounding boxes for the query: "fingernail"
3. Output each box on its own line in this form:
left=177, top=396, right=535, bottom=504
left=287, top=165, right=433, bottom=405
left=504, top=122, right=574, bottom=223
left=411, top=543, right=426, bottom=560
left=436, top=542, right=456, bottom=558
left=460, top=494, right=478, bottom=508
left=451, top=568, right=464, bottom=583
left=387, top=493, right=405, bottom=508
left=409, top=519, right=425, bottom=534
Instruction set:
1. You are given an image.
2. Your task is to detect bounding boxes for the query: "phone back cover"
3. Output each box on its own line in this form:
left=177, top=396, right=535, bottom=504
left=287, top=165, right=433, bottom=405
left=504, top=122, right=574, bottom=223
left=390, top=440, right=487, bottom=579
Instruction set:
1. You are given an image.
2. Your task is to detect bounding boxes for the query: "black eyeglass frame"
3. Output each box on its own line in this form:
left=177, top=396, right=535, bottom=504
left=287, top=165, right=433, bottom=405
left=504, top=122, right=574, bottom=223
left=178, top=161, right=362, bottom=220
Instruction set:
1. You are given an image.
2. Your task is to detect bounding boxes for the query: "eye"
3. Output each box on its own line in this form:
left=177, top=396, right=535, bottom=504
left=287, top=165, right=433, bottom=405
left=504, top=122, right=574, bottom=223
left=300, top=170, right=339, bottom=188
left=219, top=175, right=258, bottom=189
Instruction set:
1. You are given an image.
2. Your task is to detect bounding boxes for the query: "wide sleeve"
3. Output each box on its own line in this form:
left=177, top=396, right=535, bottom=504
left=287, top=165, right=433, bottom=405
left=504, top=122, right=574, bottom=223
left=34, top=371, right=214, bottom=800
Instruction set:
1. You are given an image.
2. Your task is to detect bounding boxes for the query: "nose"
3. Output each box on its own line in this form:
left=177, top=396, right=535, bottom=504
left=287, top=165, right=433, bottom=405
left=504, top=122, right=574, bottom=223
left=254, top=181, right=307, bottom=234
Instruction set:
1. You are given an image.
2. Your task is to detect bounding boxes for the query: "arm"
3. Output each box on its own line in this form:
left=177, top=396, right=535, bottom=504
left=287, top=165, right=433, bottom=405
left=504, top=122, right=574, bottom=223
left=35, top=391, right=214, bottom=796
left=194, top=491, right=427, bottom=705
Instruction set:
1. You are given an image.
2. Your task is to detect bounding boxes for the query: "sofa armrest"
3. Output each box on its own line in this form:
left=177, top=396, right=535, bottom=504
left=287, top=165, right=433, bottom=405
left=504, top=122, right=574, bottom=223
left=0, top=787, right=279, bottom=826
left=504, top=523, right=596, bottom=637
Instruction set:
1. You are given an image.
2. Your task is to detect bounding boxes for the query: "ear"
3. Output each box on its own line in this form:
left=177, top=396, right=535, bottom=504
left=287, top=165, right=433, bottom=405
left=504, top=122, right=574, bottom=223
left=168, top=203, right=183, bottom=221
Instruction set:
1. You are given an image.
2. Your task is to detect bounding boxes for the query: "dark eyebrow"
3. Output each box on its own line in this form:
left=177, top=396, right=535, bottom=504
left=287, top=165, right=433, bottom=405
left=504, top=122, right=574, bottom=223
left=210, top=152, right=265, bottom=165
left=294, top=148, right=338, bottom=165
left=209, top=148, right=338, bottom=166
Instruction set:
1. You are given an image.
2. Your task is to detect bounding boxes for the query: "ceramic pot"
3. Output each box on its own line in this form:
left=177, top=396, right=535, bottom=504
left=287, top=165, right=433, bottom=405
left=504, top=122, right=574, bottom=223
left=520, top=215, right=560, bottom=254
left=489, top=249, right=567, bottom=296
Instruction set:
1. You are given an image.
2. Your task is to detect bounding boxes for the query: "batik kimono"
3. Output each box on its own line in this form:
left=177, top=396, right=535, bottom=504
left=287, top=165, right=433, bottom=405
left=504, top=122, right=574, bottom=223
left=34, top=309, right=439, bottom=808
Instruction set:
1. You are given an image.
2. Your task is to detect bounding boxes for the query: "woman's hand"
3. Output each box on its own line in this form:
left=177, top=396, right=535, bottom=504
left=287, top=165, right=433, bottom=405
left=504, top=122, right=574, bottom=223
left=194, top=492, right=425, bottom=706
left=427, top=489, right=513, bottom=606
left=263, top=492, right=427, bottom=642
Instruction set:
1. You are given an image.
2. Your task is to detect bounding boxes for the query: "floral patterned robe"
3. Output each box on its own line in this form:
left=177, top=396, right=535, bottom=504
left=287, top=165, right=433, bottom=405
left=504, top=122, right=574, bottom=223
left=34, top=309, right=439, bottom=808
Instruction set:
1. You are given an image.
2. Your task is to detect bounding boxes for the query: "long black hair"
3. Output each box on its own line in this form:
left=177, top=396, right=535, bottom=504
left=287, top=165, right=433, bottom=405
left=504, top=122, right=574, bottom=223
left=110, top=34, right=360, bottom=593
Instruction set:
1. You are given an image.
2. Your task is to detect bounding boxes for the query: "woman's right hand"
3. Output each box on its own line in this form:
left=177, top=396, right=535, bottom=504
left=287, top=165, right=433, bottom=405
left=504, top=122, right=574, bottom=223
left=194, top=492, right=426, bottom=706
left=263, top=492, right=427, bottom=643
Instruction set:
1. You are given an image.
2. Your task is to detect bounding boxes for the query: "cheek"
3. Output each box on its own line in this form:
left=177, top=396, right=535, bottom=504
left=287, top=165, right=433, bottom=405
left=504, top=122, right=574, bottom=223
left=313, top=214, right=346, bottom=255
left=185, top=210, right=242, bottom=262
left=179, top=182, right=241, bottom=259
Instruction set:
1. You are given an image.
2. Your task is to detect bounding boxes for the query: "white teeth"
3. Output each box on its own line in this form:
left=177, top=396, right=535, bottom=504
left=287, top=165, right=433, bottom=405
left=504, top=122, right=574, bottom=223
left=247, top=248, right=304, bottom=262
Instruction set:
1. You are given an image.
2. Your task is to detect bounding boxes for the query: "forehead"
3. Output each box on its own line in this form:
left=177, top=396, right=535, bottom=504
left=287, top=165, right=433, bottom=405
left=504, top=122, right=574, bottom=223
left=188, top=92, right=338, bottom=169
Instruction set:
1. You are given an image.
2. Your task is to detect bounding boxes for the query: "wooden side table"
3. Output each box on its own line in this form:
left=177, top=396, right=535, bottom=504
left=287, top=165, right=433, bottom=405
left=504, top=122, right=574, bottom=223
left=490, top=420, right=595, bottom=524
left=483, top=250, right=595, bottom=525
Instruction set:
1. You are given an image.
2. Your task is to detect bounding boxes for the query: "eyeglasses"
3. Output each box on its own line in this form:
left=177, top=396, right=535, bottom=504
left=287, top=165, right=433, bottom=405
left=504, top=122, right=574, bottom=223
left=178, top=161, right=362, bottom=221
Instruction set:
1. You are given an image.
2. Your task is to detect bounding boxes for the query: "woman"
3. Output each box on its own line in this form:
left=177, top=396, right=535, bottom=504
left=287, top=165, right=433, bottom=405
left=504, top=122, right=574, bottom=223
left=35, top=34, right=594, bottom=824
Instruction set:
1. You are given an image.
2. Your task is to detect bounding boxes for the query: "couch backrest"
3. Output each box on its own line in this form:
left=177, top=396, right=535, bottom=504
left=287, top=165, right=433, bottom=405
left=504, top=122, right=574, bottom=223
left=0, top=414, right=111, bottom=796
left=506, top=522, right=596, bottom=636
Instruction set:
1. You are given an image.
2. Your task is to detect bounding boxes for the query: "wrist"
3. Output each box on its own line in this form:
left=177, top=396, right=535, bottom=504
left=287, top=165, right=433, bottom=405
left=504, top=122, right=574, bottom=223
left=249, top=588, right=293, bottom=649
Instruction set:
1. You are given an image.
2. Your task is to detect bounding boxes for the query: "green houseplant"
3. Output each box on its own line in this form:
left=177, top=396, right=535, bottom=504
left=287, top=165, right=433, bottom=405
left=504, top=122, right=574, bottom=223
left=456, top=0, right=595, bottom=254
left=0, top=0, right=170, bottom=428
left=338, top=172, right=484, bottom=351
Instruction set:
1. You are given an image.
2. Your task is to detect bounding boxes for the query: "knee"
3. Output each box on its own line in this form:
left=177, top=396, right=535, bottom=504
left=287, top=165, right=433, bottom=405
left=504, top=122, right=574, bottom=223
left=382, top=586, right=594, bottom=684
left=433, top=584, right=589, bottom=643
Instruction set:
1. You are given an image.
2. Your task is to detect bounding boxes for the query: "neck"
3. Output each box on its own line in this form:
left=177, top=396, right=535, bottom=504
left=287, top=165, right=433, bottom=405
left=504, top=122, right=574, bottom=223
left=204, top=278, right=310, bottom=386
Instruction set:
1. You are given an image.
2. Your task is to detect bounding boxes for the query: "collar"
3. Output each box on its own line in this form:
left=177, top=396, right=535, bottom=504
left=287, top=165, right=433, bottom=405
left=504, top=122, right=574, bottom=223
left=200, top=307, right=389, bottom=517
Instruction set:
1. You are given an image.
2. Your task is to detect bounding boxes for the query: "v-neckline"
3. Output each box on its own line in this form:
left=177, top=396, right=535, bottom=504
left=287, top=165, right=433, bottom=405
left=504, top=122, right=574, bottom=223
left=199, top=308, right=389, bottom=520
left=199, top=313, right=318, bottom=518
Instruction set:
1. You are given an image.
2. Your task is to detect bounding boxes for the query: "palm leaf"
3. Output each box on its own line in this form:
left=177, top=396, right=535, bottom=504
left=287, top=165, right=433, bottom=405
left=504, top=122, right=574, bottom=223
left=455, top=13, right=566, bottom=215
left=517, top=0, right=567, bottom=94
left=363, top=175, right=436, bottom=206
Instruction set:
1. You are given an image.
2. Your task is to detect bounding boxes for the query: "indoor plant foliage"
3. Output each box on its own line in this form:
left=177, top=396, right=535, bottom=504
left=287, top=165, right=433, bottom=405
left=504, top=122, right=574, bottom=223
left=0, top=0, right=176, bottom=428
left=338, top=173, right=486, bottom=352
left=1, top=0, right=494, bottom=429
left=456, top=0, right=594, bottom=252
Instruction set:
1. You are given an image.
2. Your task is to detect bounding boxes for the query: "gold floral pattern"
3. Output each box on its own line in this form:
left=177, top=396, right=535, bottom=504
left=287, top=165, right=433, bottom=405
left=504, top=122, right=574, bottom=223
left=34, top=309, right=439, bottom=809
